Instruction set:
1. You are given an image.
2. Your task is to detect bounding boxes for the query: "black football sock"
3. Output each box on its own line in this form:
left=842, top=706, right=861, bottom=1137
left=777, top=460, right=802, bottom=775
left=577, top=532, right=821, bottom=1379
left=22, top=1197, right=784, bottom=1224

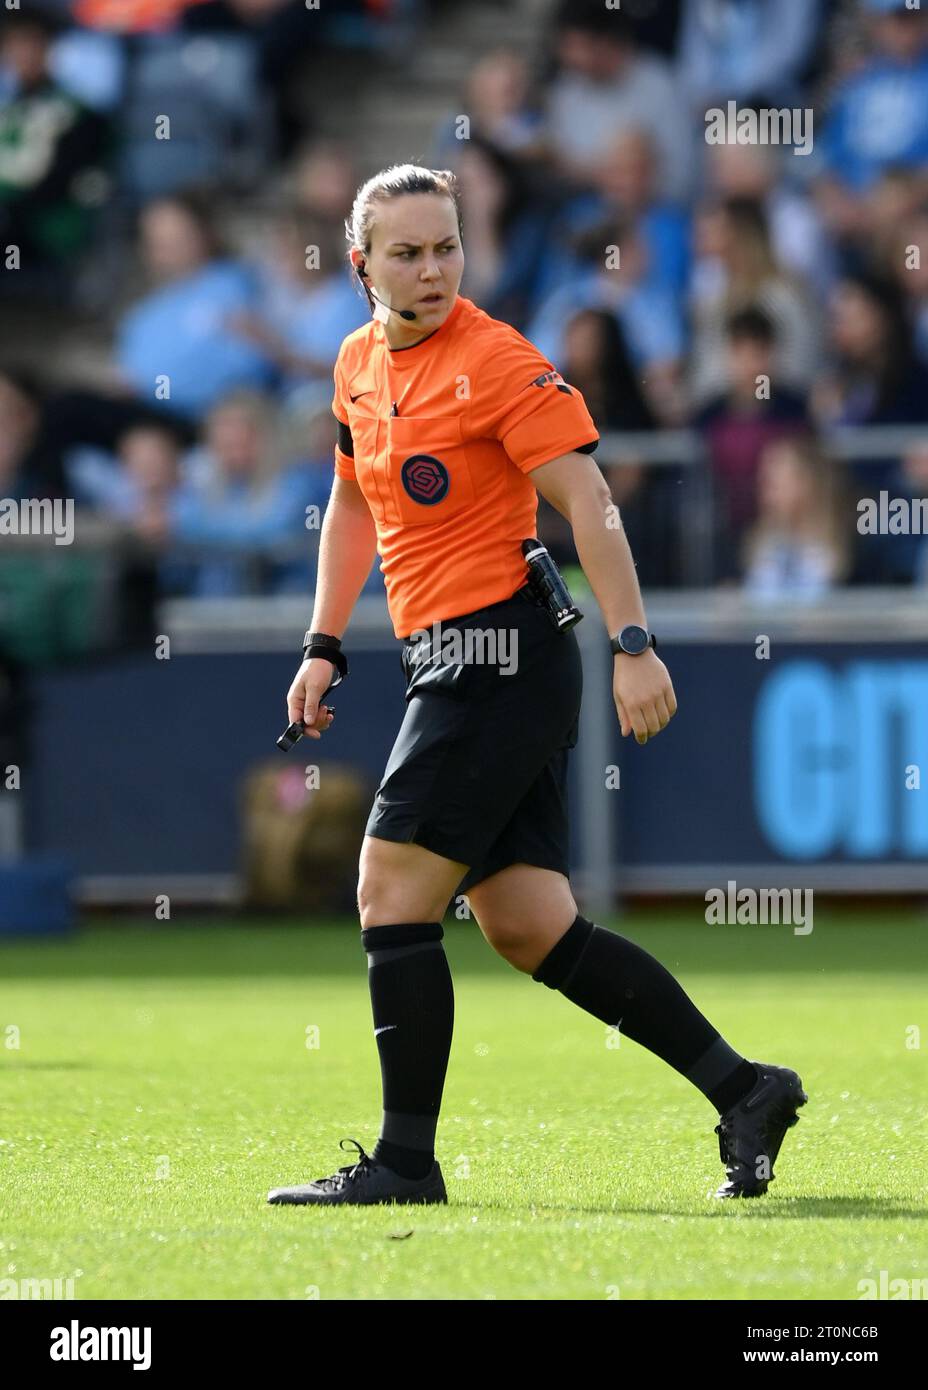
left=361, top=921, right=454, bottom=1179
left=532, top=914, right=758, bottom=1113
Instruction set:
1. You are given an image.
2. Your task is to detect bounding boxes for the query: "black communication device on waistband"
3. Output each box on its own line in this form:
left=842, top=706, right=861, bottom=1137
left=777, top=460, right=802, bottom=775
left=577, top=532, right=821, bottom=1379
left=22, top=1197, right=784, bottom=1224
left=521, top=539, right=584, bottom=632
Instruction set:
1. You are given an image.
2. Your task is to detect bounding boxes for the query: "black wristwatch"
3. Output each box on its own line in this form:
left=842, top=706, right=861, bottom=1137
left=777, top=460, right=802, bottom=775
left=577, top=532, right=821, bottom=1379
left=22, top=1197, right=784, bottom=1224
left=302, top=629, right=349, bottom=686
left=610, top=625, right=657, bottom=656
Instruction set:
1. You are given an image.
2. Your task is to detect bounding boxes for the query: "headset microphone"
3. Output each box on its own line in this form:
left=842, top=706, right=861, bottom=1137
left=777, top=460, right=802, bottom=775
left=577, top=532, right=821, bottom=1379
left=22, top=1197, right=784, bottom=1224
left=356, top=263, right=417, bottom=321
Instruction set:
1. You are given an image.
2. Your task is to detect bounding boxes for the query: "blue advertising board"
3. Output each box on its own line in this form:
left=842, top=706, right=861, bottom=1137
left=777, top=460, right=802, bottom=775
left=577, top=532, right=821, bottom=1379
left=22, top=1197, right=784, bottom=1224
left=21, top=641, right=928, bottom=898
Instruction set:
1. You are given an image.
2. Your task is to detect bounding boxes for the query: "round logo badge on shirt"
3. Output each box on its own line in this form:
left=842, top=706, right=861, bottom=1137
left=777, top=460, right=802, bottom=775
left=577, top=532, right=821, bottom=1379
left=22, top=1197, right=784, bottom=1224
left=400, top=454, right=450, bottom=505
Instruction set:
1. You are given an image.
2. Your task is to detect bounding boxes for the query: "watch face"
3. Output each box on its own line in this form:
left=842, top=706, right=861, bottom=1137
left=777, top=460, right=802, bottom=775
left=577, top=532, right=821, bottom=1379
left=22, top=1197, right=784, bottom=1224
left=619, top=625, right=649, bottom=655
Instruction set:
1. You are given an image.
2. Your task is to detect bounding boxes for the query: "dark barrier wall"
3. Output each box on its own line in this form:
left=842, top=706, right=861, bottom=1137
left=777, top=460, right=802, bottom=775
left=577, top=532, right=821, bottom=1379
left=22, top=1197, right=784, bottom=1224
left=25, top=650, right=403, bottom=878
left=23, top=643, right=928, bottom=891
left=614, top=645, right=928, bottom=871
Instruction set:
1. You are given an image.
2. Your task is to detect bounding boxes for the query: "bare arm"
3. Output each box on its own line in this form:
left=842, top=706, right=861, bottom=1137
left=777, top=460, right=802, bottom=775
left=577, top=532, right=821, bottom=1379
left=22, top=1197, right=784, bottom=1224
left=530, top=451, right=677, bottom=745
left=287, top=475, right=378, bottom=736
left=308, top=474, right=378, bottom=638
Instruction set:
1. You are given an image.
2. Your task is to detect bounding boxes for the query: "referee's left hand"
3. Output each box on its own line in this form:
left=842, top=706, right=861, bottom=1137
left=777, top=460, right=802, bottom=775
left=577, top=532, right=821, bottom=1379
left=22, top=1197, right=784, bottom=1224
left=613, top=649, right=677, bottom=746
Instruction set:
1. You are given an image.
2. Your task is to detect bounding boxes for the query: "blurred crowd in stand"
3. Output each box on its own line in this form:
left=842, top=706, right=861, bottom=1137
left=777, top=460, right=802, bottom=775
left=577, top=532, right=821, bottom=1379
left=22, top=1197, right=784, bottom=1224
left=2, top=0, right=927, bottom=610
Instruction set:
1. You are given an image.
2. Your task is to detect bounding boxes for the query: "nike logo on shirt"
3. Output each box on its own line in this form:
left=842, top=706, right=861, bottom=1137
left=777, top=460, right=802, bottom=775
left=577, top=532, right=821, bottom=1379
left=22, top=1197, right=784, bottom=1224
left=374, top=1024, right=398, bottom=1036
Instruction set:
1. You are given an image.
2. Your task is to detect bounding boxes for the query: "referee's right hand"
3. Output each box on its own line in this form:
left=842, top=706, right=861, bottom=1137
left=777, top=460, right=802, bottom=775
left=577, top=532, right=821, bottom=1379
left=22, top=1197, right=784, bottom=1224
left=287, top=658, right=338, bottom=740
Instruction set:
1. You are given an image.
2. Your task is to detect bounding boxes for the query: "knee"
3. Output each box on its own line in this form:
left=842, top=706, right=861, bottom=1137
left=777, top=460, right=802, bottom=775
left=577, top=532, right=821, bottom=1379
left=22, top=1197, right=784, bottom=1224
left=479, top=915, right=556, bottom=975
left=356, top=867, right=405, bottom=929
left=355, top=874, right=377, bottom=928
left=480, top=908, right=592, bottom=978
left=356, top=839, right=393, bottom=925
left=355, top=846, right=448, bottom=929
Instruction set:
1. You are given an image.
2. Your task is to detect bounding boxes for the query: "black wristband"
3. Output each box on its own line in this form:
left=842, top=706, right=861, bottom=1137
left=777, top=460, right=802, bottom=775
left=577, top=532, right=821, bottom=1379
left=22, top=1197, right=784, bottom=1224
left=304, top=629, right=341, bottom=652
left=303, top=643, right=349, bottom=687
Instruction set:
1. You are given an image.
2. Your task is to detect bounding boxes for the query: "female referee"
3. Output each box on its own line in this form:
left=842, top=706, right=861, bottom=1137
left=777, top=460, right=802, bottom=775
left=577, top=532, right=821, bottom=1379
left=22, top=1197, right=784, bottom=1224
left=267, top=165, right=807, bottom=1208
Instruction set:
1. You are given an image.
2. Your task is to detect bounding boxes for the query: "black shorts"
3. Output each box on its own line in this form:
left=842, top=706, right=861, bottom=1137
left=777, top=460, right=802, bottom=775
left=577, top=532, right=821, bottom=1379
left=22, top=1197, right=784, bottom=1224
left=364, top=583, right=583, bottom=894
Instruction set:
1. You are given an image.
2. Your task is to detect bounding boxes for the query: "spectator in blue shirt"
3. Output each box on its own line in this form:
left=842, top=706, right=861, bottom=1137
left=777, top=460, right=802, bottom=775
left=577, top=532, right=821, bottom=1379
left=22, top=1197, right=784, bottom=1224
left=66, top=421, right=184, bottom=539
left=168, top=389, right=320, bottom=596
left=531, top=128, right=691, bottom=312
left=819, top=0, right=928, bottom=243
left=117, top=191, right=276, bottom=422
left=526, top=215, right=685, bottom=424
left=677, top=0, right=820, bottom=113
left=230, top=209, right=370, bottom=401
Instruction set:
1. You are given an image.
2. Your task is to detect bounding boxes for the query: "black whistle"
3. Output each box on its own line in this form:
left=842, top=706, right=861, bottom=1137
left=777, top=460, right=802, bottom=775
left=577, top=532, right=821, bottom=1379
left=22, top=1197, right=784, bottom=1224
left=277, top=721, right=305, bottom=751
left=276, top=707, right=334, bottom=751
left=521, top=539, right=583, bottom=631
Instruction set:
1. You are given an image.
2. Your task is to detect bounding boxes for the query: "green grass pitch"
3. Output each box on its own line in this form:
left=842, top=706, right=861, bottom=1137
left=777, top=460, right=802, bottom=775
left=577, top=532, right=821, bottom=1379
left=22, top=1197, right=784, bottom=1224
left=2, top=911, right=926, bottom=1300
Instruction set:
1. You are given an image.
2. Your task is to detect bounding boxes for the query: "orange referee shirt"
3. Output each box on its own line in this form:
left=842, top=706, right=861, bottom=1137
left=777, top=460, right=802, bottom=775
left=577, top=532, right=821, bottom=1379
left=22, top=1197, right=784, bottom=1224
left=332, top=294, right=599, bottom=638
left=74, top=0, right=208, bottom=31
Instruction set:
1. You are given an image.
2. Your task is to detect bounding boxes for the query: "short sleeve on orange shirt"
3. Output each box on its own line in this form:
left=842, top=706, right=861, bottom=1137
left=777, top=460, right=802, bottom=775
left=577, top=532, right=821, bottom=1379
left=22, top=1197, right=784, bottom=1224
left=468, top=336, right=599, bottom=474
left=332, top=355, right=356, bottom=480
